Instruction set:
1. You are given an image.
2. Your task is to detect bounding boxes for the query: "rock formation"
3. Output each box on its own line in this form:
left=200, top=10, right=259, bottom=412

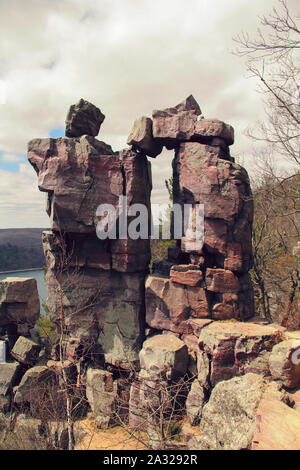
left=0, top=96, right=299, bottom=450
left=146, top=95, right=254, bottom=335
left=28, top=100, right=152, bottom=368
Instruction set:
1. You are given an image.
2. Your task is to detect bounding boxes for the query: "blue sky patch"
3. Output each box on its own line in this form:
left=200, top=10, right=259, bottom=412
left=49, top=128, right=64, bottom=138
left=0, top=151, right=26, bottom=173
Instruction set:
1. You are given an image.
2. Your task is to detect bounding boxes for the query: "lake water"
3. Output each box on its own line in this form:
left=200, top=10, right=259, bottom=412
left=0, top=268, right=48, bottom=315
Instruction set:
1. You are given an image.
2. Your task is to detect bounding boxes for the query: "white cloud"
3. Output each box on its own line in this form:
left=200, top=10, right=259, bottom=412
left=0, top=0, right=298, bottom=227
left=0, top=164, right=49, bottom=228
left=0, top=152, right=24, bottom=163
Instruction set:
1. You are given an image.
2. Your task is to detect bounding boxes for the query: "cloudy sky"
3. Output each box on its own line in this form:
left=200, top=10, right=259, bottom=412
left=0, top=0, right=298, bottom=228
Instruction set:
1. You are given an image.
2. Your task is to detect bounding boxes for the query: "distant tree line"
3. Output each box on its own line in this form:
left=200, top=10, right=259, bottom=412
left=0, top=243, right=45, bottom=271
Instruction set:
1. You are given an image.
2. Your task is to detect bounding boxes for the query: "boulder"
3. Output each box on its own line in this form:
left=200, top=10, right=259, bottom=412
left=198, top=321, right=283, bottom=386
left=13, top=414, right=48, bottom=450
left=127, top=116, right=163, bottom=158
left=65, top=98, right=105, bottom=137
left=269, top=339, right=300, bottom=389
left=0, top=277, right=40, bottom=328
left=152, top=95, right=201, bottom=149
left=205, top=268, right=240, bottom=293
left=170, top=265, right=203, bottom=287
left=11, top=336, right=41, bottom=366
left=145, top=275, right=210, bottom=334
left=86, top=368, right=118, bottom=429
left=198, top=373, right=266, bottom=450
left=251, top=382, right=300, bottom=450
left=186, top=379, right=206, bottom=426
left=128, top=369, right=172, bottom=449
left=193, top=118, right=234, bottom=145
left=128, top=373, right=148, bottom=429
left=14, top=366, right=57, bottom=406
left=139, top=334, right=188, bottom=380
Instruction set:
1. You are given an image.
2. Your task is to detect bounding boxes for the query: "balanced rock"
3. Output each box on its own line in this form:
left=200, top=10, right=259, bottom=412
left=152, top=95, right=234, bottom=150
left=127, top=116, right=163, bottom=158
left=152, top=95, right=201, bottom=149
left=65, top=98, right=105, bottom=137
left=29, top=138, right=152, bottom=243
left=28, top=137, right=119, bottom=233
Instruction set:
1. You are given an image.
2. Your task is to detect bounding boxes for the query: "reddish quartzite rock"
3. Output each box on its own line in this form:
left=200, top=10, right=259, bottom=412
left=198, top=321, right=283, bottom=387
left=44, top=265, right=146, bottom=368
left=251, top=382, right=300, bottom=450
left=152, top=96, right=234, bottom=149
left=145, top=275, right=210, bottom=334
left=28, top=138, right=152, bottom=241
left=170, top=265, right=203, bottom=287
left=65, top=98, right=105, bottom=137
left=14, top=366, right=58, bottom=406
left=193, top=118, right=234, bottom=145
left=28, top=136, right=121, bottom=233
left=224, top=242, right=244, bottom=272
left=152, top=95, right=201, bottom=149
left=127, top=116, right=163, bottom=158
left=173, top=142, right=251, bottom=225
left=205, top=268, right=240, bottom=293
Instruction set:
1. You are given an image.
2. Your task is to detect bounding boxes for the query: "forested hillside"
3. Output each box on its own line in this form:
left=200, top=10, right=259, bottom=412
left=0, top=228, right=47, bottom=271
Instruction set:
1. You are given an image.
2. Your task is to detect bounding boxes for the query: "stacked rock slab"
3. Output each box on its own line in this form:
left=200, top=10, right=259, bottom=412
left=0, top=277, right=40, bottom=412
left=146, top=95, right=254, bottom=334
left=28, top=99, right=152, bottom=368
